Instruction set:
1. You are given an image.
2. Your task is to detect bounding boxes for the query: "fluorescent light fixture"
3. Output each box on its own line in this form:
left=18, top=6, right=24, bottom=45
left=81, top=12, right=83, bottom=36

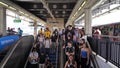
left=74, top=12, right=78, bottom=16
left=19, top=11, right=24, bottom=14
left=0, top=2, right=8, bottom=7
left=30, top=16, right=33, bottom=19
left=25, top=14, right=29, bottom=16
left=78, top=1, right=86, bottom=11
left=81, top=1, right=86, bottom=7
left=75, top=13, right=85, bottom=22
left=78, top=7, right=82, bottom=10
left=9, top=6, right=16, bottom=10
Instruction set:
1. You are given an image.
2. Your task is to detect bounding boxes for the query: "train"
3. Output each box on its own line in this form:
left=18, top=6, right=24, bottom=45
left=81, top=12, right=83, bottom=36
left=92, top=22, right=120, bottom=36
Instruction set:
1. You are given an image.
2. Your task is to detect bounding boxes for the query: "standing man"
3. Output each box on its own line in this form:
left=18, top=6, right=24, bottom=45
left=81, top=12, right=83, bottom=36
left=18, top=28, right=23, bottom=37
left=38, top=28, right=44, bottom=35
left=64, top=25, right=75, bottom=46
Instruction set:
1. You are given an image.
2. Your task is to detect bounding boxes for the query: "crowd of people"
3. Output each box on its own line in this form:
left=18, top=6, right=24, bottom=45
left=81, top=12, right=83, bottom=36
left=0, top=27, right=23, bottom=38
left=28, top=25, right=91, bottom=68
left=6, top=27, right=23, bottom=37
left=28, top=28, right=59, bottom=68
left=62, top=25, right=91, bottom=68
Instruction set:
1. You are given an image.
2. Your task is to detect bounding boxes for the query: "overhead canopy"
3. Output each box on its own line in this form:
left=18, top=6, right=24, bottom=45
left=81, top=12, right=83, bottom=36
left=9, top=0, right=78, bottom=24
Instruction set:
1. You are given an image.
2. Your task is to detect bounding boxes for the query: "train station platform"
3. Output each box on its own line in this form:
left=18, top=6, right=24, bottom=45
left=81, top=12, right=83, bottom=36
left=0, top=35, right=119, bottom=68
left=0, top=0, right=120, bottom=68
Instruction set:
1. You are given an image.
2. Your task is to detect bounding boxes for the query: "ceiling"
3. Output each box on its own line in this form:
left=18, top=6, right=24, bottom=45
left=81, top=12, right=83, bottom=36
left=9, top=0, right=78, bottom=24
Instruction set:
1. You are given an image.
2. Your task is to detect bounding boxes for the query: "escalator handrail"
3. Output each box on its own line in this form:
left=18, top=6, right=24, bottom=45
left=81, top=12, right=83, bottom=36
left=24, top=43, right=35, bottom=68
left=0, top=35, right=33, bottom=68
left=23, top=35, right=40, bottom=68
left=86, top=38, right=100, bottom=68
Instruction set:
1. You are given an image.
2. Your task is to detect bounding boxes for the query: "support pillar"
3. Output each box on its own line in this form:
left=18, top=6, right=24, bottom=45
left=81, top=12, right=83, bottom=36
left=85, top=8, right=92, bottom=35
left=0, top=6, right=6, bottom=36
left=34, top=21, right=37, bottom=37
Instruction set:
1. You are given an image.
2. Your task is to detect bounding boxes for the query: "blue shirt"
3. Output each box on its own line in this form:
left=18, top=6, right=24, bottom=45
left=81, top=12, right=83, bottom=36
left=81, top=50, right=87, bottom=58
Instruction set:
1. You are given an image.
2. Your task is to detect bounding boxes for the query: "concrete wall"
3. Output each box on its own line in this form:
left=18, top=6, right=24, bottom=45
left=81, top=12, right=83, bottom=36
left=46, top=18, right=64, bottom=32
left=0, top=6, right=6, bottom=36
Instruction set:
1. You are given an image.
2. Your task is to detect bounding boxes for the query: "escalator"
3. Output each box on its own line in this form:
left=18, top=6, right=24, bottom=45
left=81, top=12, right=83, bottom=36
left=0, top=35, right=34, bottom=68
left=0, top=35, right=19, bottom=63
left=0, top=35, right=99, bottom=68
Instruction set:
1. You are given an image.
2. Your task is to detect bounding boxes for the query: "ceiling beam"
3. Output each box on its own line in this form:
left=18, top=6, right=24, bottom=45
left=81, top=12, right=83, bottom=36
left=40, top=0, right=56, bottom=20
left=29, top=8, right=72, bottom=11
left=15, top=0, right=77, bottom=3
left=51, top=9, right=72, bottom=11
left=46, top=0, right=77, bottom=3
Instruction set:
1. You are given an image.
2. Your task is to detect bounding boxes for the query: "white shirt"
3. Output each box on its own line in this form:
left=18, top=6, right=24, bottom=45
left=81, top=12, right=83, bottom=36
left=38, top=36, right=44, bottom=42
left=29, top=52, right=38, bottom=64
left=44, top=39, right=51, bottom=48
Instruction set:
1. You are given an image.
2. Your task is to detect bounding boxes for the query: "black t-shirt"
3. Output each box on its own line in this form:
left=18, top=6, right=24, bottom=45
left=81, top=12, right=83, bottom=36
left=39, top=54, right=46, bottom=64
left=65, top=30, right=75, bottom=41
left=51, top=36, right=57, bottom=42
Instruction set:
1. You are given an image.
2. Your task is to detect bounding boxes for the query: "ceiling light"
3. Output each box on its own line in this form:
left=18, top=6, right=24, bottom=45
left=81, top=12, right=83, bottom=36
left=62, top=11, right=66, bottom=14
left=40, top=11, right=43, bottom=13
left=33, top=4, right=37, bottom=8
left=25, top=14, right=29, bottom=16
left=19, top=11, right=24, bottom=14
left=55, top=11, right=58, bottom=14
left=71, top=17, right=74, bottom=19
left=63, top=5, right=67, bottom=9
left=81, top=1, right=86, bottom=7
left=74, top=12, right=78, bottom=16
left=0, top=2, right=8, bottom=7
left=53, top=4, right=57, bottom=8
left=78, top=7, right=82, bottom=10
left=9, top=6, right=16, bottom=10
left=78, top=1, right=86, bottom=11
left=30, top=16, right=33, bottom=19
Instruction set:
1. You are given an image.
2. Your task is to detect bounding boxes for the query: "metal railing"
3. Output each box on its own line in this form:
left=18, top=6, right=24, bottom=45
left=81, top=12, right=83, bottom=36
left=24, top=43, right=35, bottom=68
left=88, top=35, right=120, bottom=67
left=0, top=35, right=34, bottom=68
left=86, top=38, right=99, bottom=68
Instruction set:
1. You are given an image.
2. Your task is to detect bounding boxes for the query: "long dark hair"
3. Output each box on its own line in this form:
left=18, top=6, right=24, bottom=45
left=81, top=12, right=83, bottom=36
left=68, top=55, right=75, bottom=64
